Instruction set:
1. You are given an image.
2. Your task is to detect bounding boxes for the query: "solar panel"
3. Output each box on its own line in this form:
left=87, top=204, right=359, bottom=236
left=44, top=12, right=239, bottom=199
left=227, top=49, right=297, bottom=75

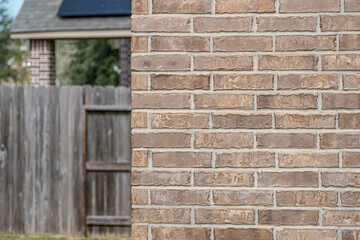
left=58, top=0, right=131, bottom=17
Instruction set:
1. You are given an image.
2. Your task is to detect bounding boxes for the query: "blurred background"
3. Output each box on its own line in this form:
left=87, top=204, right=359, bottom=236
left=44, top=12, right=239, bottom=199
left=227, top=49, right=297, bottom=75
left=0, top=0, right=121, bottom=86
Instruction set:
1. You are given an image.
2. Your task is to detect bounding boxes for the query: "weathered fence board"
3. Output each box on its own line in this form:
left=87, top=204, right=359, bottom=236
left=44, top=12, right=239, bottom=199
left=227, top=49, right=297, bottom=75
left=0, top=86, right=131, bottom=237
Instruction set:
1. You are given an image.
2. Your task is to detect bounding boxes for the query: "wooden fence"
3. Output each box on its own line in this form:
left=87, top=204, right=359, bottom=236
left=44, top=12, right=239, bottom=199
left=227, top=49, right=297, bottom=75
left=0, top=86, right=131, bottom=237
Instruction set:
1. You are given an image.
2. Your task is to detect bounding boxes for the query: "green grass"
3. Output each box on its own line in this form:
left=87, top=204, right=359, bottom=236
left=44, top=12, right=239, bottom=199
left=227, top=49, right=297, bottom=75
left=0, top=234, right=130, bottom=240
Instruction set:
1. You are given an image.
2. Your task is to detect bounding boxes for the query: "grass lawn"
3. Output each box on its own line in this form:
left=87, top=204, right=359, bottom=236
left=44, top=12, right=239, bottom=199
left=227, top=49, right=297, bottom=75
left=0, top=234, right=131, bottom=240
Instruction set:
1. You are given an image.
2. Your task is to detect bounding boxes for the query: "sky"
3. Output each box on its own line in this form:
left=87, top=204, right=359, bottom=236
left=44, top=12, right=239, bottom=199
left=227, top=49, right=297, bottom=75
left=4, top=0, right=24, bottom=18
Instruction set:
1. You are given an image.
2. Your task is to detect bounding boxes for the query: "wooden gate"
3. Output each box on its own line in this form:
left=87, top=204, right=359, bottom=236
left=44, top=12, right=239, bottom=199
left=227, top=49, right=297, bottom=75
left=82, top=87, right=132, bottom=237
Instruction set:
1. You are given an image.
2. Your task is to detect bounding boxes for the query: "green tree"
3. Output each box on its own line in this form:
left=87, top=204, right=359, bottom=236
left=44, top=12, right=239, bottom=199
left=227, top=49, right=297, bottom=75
left=0, top=0, right=28, bottom=84
left=61, top=39, right=119, bottom=86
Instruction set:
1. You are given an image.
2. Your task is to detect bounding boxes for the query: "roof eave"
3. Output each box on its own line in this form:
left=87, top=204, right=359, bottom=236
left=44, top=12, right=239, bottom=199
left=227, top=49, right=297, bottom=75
left=10, top=29, right=132, bottom=39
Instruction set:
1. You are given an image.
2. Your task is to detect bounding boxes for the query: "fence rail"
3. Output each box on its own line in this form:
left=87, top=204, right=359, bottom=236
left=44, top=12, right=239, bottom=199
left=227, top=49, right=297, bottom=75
left=0, top=86, right=131, bottom=237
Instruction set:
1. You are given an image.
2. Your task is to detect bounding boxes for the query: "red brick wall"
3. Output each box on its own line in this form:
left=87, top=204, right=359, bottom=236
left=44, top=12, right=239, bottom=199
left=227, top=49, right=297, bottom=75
left=131, top=0, right=360, bottom=239
left=29, top=39, right=56, bottom=86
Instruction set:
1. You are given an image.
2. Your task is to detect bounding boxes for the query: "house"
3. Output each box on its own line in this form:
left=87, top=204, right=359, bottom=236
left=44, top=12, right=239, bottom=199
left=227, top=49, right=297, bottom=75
left=11, top=0, right=131, bottom=86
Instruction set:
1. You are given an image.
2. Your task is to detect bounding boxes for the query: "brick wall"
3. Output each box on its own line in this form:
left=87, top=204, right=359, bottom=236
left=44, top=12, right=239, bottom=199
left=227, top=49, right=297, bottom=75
left=29, top=39, right=56, bottom=86
left=131, top=0, right=360, bottom=239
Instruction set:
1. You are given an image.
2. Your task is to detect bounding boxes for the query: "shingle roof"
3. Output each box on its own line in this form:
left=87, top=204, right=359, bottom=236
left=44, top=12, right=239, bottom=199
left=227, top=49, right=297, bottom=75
left=11, top=0, right=131, bottom=34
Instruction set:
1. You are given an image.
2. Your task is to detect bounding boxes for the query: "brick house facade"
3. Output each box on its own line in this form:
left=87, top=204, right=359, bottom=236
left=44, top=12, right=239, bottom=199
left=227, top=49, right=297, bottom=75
left=131, top=0, right=360, bottom=239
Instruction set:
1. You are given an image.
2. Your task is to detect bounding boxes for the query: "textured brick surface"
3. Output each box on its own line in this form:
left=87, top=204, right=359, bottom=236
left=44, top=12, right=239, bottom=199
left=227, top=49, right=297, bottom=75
left=279, top=0, right=340, bottom=12
left=194, top=16, right=252, bottom=33
left=152, top=226, right=211, bottom=240
left=257, top=16, right=317, bottom=32
left=195, top=208, right=255, bottom=224
left=277, top=229, right=337, bottom=240
left=152, top=0, right=211, bottom=14
left=277, top=190, right=338, bottom=206
left=277, top=74, right=338, bottom=90
left=258, top=171, right=318, bottom=187
left=258, top=209, right=319, bottom=226
left=215, top=228, right=273, bottom=240
left=131, top=0, right=360, bottom=237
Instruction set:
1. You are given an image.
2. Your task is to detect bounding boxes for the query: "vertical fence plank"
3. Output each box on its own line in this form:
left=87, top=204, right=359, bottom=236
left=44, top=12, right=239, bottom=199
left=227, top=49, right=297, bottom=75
left=69, top=86, right=84, bottom=235
left=0, top=86, right=11, bottom=233
left=59, top=86, right=70, bottom=234
left=12, top=86, right=25, bottom=233
left=47, top=87, right=60, bottom=233
left=24, top=87, right=37, bottom=233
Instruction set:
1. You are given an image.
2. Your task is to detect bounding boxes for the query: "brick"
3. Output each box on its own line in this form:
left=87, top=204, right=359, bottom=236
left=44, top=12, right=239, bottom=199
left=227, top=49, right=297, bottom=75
left=258, top=171, right=318, bottom=187
left=259, top=54, right=318, bottom=71
left=258, top=94, right=318, bottom=110
left=278, top=152, right=339, bottom=168
left=213, top=190, right=273, bottom=206
left=321, top=15, right=360, bottom=31
left=340, top=113, right=360, bottom=129
left=132, top=0, right=148, bottom=14
left=152, top=0, right=211, bottom=13
left=343, top=74, right=360, bottom=90
left=132, top=54, right=190, bottom=71
left=195, top=93, right=254, bottom=110
left=257, top=16, right=317, bottom=32
left=132, top=170, right=191, bottom=186
left=194, top=171, right=254, bottom=187
left=151, top=189, right=210, bottom=206
left=152, top=151, right=212, bottom=168
left=216, top=0, right=275, bottom=13
left=132, top=225, right=148, bottom=240
left=214, top=228, right=273, bottom=240
left=343, top=229, right=360, bottom=240
left=132, top=16, right=190, bottom=32
left=278, top=74, right=338, bottom=90
left=151, top=36, right=210, bottom=52
left=151, top=113, right=209, bottom=129
left=152, top=226, right=211, bottom=240
left=151, top=74, right=210, bottom=90
left=132, top=132, right=191, bottom=148
left=195, top=208, right=255, bottom=224
left=216, top=152, right=275, bottom=168
left=275, top=113, right=336, bottom=129
left=343, top=152, right=360, bottom=167
left=320, top=133, right=360, bottom=149
left=345, top=0, right=360, bottom=11
left=131, top=36, right=148, bottom=53
left=132, top=150, right=148, bottom=167
left=277, top=229, right=337, bottom=240
left=322, top=54, right=360, bottom=71
left=322, top=172, right=360, bottom=187
left=279, top=0, right=340, bottom=12
left=323, top=210, right=360, bottom=226
left=212, top=113, right=272, bottom=129
left=342, top=191, right=360, bottom=207
left=340, top=34, right=360, bottom=50
left=259, top=209, right=319, bottom=226
left=194, top=16, right=252, bottom=33
left=131, top=73, right=148, bottom=90
left=257, top=133, right=317, bottom=149
left=194, top=54, right=253, bottom=71
left=322, top=93, right=360, bottom=109
left=213, top=36, right=272, bottom=52
left=214, top=74, right=274, bottom=90
left=277, top=191, right=338, bottom=207
left=132, top=188, right=148, bottom=205
left=194, top=132, right=254, bottom=149
left=132, top=93, right=190, bottom=109
left=133, top=208, right=190, bottom=223
left=276, top=35, right=336, bottom=51
left=131, top=112, right=147, bottom=128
